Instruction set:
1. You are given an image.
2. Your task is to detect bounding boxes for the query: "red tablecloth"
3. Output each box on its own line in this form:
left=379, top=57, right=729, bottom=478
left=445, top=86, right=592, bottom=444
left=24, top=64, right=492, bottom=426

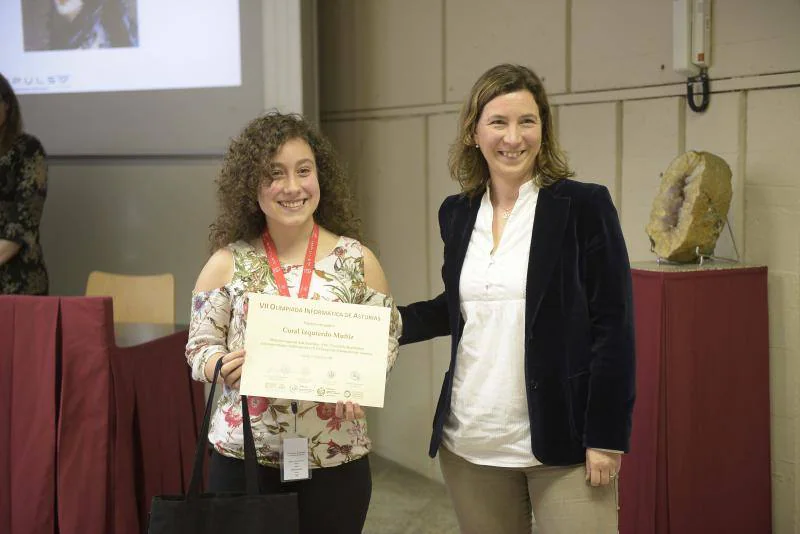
left=619, top=265, right=771, bottom=534
left=0, top=295, right=204, bottom=534
left=0, top=297, right=59, bottom=534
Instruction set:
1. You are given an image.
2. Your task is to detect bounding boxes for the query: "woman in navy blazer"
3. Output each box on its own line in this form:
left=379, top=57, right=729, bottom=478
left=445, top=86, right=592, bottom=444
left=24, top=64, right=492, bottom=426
left=399, top=64, right=635, bottom=534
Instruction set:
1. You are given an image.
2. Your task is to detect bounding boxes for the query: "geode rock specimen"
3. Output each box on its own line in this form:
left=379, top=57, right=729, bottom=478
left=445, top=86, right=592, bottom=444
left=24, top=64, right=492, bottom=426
left=646, top=151, right=733, bottom=263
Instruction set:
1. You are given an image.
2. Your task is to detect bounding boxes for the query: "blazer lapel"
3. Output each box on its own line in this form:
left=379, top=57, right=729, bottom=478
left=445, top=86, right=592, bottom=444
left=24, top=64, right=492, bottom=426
left=525, top=185, right=570, bottom=333
left=446, top=194, right=481, bottom=312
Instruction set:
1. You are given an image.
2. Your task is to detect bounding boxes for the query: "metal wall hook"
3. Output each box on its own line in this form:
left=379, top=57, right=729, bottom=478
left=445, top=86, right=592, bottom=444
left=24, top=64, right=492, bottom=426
left=687, top=70, right=710, bottom=113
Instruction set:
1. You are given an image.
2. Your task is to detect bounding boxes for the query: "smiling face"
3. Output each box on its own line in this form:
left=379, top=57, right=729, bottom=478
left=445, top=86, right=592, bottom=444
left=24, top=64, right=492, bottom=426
left=257, top=137, right=321, bottom=232
left=473, top=89, right=542, bottom=185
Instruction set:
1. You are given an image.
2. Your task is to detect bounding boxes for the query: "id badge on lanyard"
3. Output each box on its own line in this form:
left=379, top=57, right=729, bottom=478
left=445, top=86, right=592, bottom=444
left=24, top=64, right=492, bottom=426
left=262, top=225, right=319, bottom=482
left=280, top=401, right=311, bottom=481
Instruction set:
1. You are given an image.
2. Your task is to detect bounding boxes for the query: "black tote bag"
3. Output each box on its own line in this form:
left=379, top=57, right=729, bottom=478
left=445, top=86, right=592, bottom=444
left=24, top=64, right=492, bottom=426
left=147, top=359, right=299, bottom=533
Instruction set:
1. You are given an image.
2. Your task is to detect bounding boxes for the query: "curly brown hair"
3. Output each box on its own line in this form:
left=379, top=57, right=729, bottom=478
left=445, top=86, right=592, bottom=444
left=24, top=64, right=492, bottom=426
left=449, top=64, right=574, bottom=197
left=209, top=112, right=362, bottom=251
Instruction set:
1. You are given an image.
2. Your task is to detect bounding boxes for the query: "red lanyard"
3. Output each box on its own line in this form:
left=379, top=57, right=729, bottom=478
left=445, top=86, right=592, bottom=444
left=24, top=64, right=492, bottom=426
left=261, top=224, right=319, bottom=299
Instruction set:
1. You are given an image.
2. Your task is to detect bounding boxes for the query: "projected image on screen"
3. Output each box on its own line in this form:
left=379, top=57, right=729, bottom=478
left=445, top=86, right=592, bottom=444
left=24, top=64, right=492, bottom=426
left=0, top=0, right=240, bottom=96
left=22, top=0, right=139, bottom=51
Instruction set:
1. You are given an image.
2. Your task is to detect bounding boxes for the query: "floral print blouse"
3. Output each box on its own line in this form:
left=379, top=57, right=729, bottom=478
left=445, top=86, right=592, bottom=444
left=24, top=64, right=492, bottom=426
left=0, top=134, right=48, bottom=295
left=186, top=236, right=401, bottom=468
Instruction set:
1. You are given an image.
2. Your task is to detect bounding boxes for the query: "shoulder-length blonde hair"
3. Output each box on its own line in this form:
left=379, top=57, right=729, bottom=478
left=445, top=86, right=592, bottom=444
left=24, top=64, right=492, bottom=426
left=209, top=112, right=362, bottom=252
left=449, top=64, right=574, bottom=197
left=0, top=74, right=23, bottom=156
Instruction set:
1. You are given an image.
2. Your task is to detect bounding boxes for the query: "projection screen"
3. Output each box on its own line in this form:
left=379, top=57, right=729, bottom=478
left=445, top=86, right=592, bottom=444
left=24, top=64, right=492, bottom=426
left=0, top=0, right=308, bottom=156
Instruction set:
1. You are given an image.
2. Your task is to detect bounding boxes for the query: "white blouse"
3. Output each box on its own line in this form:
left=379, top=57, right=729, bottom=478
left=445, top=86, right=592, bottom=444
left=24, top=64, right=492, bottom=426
left=441, top=179, right=541, bottom=467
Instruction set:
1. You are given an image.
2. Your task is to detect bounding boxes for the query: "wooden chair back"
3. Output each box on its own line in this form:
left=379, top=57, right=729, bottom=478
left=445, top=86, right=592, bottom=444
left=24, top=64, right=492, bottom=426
left=85, top=271, right=175, bottom=324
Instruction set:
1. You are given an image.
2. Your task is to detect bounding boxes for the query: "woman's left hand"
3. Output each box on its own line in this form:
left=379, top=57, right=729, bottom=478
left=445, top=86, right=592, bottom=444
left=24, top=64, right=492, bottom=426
left=334, top=400, right=365, bottom=420
left=585, top=448, right=622, bottom=487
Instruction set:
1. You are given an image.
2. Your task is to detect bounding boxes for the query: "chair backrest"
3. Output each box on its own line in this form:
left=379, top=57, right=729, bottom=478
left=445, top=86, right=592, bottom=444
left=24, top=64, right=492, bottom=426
left=85, top=271, right=175, bottom=324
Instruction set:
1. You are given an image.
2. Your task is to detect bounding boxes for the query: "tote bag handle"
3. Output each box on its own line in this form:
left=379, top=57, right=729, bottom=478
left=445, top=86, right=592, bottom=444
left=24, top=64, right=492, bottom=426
left=186, top=358, right=260, bottom=498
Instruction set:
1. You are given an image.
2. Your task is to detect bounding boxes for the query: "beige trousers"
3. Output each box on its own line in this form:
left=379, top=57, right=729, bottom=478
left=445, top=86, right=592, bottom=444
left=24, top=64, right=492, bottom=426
left=438, top=446, right=618, bottom=534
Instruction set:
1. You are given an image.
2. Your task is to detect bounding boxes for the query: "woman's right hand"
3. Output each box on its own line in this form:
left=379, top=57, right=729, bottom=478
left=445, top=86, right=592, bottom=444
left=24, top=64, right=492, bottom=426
left=205, top=349, right=246, bottom=389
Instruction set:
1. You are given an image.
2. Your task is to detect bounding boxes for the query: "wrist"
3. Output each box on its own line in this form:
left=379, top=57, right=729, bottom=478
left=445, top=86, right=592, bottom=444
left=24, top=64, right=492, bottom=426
left=204, top=353, right=224, bottom=382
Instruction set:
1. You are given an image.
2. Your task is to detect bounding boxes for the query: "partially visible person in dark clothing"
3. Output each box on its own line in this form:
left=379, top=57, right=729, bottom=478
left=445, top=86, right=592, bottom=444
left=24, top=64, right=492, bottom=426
left=0, top=73, right=49, bottom=295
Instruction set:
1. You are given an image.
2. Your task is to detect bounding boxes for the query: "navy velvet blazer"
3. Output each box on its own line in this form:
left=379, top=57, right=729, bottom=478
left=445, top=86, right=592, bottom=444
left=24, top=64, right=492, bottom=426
left=399, top=179, right=636, bottom=466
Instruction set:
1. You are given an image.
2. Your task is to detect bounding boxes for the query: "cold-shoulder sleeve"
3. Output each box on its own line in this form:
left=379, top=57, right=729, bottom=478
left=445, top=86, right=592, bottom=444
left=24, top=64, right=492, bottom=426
left=361, top=288, right=402, bottom=375
left=186, top=287, right=232, bottom=383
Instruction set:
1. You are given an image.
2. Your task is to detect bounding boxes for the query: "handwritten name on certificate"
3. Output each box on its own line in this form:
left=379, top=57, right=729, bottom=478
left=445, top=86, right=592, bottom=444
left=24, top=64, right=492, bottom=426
left=239, top=293, right=391, bottom=407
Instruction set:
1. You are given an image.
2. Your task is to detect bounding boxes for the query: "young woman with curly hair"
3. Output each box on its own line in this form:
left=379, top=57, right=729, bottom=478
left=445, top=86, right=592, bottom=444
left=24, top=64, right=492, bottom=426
left=186, top=112, right=401, bottom=533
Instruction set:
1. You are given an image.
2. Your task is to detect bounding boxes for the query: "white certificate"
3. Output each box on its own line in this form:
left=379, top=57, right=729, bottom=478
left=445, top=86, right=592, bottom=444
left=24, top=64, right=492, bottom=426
left=239, top=293, right=391, bottom=407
